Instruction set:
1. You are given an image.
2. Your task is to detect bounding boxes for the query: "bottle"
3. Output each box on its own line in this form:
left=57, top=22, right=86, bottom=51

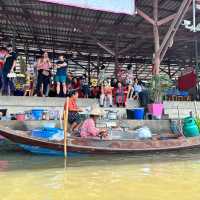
left=42, top=112, right=46, bottom=120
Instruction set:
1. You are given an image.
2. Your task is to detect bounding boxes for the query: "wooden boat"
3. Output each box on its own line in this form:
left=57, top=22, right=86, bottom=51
left=0, top=120, right=200, bottom=156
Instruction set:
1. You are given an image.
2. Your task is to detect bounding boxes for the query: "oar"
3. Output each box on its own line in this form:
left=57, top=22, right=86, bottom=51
left=194, top=101, right=198, bottom=118
left=177, top=106, right=184, bottom=137
left=59, top=111, right=63, bottom=129
left=63, top=97, right=69, bottom=158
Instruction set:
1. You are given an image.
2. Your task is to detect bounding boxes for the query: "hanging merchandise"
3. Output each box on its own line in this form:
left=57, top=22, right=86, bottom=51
left=178, top=70, right=197, bottom=90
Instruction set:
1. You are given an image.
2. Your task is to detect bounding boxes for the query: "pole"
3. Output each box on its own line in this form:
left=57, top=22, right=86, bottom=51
left=64, top=97, right=69, bottom=158
left=153, top=0, right=160, bottom=75
left=193, top=0, right=196, bottom=33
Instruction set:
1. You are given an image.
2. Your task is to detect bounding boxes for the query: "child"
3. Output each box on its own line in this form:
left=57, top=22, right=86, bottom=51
left=133, top=78, right=142, bottom=100
left=116, top=82, right=126, bottom=107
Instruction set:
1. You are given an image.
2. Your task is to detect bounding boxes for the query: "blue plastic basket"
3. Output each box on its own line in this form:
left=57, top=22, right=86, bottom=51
left=32, top=128, right=62, bottom=139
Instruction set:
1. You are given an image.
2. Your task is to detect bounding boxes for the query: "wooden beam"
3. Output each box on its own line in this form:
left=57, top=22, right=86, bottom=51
left=119, top=43, right=135, bottom=55
left=137, top=8, right=155, bottom=26
left=78, top=25, right=115, bottom=56
left=157, top=14, right=176, bottom=26
left=159, top=0, right=192, bottom=62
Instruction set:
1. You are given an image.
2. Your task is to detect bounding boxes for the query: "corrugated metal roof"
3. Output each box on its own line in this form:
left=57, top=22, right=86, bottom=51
left=0, top=0, right=199, bottom=79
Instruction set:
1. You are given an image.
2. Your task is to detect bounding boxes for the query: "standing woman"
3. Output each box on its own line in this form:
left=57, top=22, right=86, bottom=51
left=125, top=64, right=134, bottom=99
left=36, top=51, right=51, bottom=97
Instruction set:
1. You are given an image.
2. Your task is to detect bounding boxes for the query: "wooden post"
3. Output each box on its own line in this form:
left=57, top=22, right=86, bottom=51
left=114, top=34, right=119, bottom=76
left=168, top=61, right=171, bottom=78
left=64, top=97, right=69, bottom=158
left=153, top=0, right=160, bottom=75
left=88, top=55, right=91, bottom=84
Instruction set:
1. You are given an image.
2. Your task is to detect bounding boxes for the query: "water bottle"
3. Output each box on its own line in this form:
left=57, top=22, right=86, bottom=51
left=108, top=127, right=112, bottom=139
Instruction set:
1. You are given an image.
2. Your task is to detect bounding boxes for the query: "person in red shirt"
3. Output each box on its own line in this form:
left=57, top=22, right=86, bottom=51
left=64, top=90, right=83, bottom=132
left=0, top=47, right=7, bottom=92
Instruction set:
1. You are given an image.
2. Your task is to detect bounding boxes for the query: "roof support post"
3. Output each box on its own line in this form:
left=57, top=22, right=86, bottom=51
left=159, top=0, right=192, bottom=62
left=114, top=34, right=119, bottom=76
left=97, top=52, right=100, bottom=76
left=137, top=0, right=192, bottom=75
left=88, top=55, right=91, bottom=84
left=153, top=0, right=160, bottom=75
left=168, top=62, right=172, bottom=78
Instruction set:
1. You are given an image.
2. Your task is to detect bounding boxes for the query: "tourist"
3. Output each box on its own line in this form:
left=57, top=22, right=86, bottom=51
left=80, top=107, right=107, bottom=139
left=115, top=82, right=126, bottom=107
left=0, top=47, right=7, bottom=93
left=111, top=78, right=118, bottom=88
left=80, top=74, right=90, bottom=98
left=100, top=80, right=113, bottom=107
left=91, top=85, right=100, bottom=99
left=71, top=77, right=80, bottom=90
left=36, top=51, right=52, bottom=97
left=2, top=44, right=17, bottom=96
left=138, top=81, right=150, bottom=107
left=65, top=90, right=83, bottom=132
left=66, top=72, right=73, bottom=91
left=125, top=64, right=134, bottom=99
left=55, top=54, right=67, bottom=97
left=133, top=78, right=142, bottom=100
left=98, top=65, right=108, bottom=86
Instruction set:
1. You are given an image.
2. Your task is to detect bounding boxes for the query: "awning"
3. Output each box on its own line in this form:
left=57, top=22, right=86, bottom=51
left=40, top=0, right=135, bottom=15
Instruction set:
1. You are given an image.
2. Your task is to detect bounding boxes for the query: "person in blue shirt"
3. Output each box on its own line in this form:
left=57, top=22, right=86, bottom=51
left=55, top=54, right=67, bottom=96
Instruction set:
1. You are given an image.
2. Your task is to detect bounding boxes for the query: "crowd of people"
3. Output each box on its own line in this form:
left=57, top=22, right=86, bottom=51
left=0, top=46, right=149, bottom=107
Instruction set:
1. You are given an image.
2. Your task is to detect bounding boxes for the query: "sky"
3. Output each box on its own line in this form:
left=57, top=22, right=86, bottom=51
left=40, top=0, right=135, bottom=15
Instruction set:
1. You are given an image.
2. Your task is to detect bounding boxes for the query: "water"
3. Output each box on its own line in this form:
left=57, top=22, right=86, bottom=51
left=1, top=143, right=200, bottom=200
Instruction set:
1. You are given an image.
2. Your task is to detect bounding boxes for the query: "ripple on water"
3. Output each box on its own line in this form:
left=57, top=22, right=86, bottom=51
left=1, top=148, right=200, bottom=200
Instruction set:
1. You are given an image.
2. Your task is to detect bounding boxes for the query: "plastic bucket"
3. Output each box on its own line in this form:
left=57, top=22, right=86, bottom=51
left=16, top=114, right=25, bottom=121
left=32, top=109, right=44, bottom=120
left=184, top=117, right=196, bottom=125
left=183, top=117, right=200, bottom=137
left=133, top=108, right=144, bottom=120
left=126, top=109, right=134, bottom=119
left=183, top=125, right=199, bottom=137
left=148, top=103, right=163, bottom=118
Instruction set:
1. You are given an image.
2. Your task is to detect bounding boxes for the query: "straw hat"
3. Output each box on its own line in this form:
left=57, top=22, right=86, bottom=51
left=90, top=107, right=105, bottom=116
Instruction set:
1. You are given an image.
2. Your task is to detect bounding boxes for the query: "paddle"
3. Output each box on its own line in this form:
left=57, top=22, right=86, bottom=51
left=194, top=101, right=200, bottom=130
left=63, top=97, right=69, bottom=158
left=194, top=101, right=199, bottom=118
left=177, top=106, right=184, bottom=137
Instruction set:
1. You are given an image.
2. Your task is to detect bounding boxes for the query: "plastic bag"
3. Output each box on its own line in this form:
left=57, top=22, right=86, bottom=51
left=136, top=126, right=152, bottom=139
left=49, top=130, right=64, bottom=141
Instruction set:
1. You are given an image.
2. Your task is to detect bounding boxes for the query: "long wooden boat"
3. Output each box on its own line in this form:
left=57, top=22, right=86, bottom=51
left=0, top=120, right=200, bottom=156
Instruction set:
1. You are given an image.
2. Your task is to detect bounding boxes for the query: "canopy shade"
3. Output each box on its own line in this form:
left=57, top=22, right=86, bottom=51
left=40, top=0, right=135, bottom=15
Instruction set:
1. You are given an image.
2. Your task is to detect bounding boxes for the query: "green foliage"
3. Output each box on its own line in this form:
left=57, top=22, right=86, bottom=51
left=19, top=56, right=27, bottom=74
left=148, top=74, right=173, bottom=103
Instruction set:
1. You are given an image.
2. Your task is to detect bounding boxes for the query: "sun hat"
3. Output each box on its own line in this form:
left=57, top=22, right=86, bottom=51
left=90, top=107, right=105, bottom=116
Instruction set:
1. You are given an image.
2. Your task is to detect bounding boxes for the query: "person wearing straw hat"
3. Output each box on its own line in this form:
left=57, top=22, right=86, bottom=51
left=80, top=106, right=108, bottom=139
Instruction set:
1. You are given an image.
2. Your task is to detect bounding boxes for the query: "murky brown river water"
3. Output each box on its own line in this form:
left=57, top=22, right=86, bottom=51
left=0, top=142, right=200, bottom=200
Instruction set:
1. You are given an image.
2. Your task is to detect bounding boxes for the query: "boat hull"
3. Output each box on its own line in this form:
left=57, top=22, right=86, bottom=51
left=1, top=125, right=200, bottom=155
